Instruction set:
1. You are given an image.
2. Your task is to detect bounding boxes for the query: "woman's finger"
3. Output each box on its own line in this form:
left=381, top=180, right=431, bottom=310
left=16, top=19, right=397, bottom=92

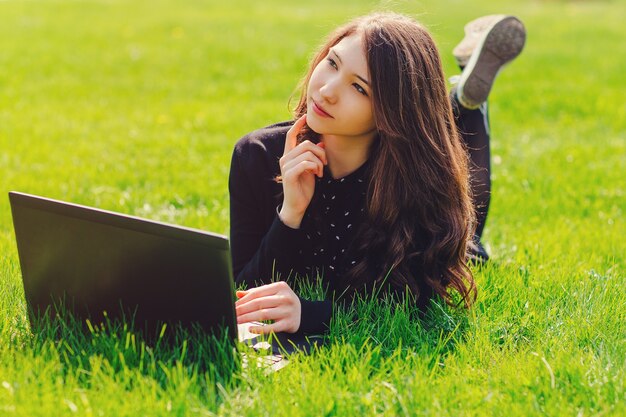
left=236, top=305, right=288, bottom=325
left=235, top=281, right=283, bottom=305
left=236, top=294, right=285, bottom=316
left=282, top=151, right=324, bottom=178
left=280, top=140, right=327, bottom=168
left=283, top=161, right=323, bottom=182
left=284, top=115, right=307, bottom=154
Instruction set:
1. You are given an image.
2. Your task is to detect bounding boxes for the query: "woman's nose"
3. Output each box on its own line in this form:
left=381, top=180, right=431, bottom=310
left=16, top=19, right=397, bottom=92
left=319, top=79, right=338, bottom=104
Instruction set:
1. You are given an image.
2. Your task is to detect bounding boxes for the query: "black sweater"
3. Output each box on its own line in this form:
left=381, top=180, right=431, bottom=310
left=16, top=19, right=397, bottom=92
left=229, top=121, right=436, bottom=333
left=229, top=121, right=377, bottom=334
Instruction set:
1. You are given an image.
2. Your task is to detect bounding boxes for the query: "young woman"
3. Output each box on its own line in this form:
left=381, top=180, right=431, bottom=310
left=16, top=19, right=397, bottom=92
left=229, top=12, right=526, bottom=335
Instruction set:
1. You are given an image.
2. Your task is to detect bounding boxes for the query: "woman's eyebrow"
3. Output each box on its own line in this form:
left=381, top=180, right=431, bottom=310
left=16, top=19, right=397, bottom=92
left=329, top=48, right=370, bottom=86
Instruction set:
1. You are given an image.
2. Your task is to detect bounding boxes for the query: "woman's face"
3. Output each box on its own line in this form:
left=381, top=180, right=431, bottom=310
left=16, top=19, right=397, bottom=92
left=306, top=33, right=376, bottom=141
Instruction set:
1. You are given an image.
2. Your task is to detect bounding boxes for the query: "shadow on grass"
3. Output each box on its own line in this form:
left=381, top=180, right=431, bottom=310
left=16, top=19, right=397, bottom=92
left=7, top=303, right=242, bottom=402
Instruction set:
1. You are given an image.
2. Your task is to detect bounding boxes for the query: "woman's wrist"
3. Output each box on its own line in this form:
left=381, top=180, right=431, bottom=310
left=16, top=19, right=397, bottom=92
left=278, top=206, right=304, bottom=229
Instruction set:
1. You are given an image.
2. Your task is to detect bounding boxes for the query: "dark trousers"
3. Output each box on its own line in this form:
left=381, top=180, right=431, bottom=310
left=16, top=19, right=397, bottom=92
left=451, top=92, right=491, bottom=242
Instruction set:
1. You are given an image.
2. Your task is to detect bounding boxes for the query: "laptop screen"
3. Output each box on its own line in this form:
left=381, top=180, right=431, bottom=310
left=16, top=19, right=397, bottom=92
left=9, top=191, right=237, bottom=339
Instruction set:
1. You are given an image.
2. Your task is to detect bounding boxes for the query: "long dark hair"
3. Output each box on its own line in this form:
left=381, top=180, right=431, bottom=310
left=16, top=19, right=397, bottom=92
left=293, top=12, right=476, bottom=307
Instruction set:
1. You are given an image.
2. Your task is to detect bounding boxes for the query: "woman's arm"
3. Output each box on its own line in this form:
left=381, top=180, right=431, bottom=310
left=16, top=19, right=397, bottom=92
left=230, top=116, right=326, bottom=286
left=229, top=118, right=332, bottom=334
left=229, top=122, right=309, bottom=286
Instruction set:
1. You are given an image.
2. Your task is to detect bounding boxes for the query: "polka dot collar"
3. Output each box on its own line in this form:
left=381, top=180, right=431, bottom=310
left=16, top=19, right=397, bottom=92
left=319, top=158, right=371, bottom=186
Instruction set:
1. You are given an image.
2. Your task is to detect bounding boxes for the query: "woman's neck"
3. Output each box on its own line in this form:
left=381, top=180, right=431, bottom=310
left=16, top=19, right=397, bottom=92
left=321, top=132, right=376, bottom=179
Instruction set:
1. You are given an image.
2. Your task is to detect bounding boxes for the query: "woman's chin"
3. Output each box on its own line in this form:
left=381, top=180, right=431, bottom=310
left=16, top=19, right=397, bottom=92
left=305, top=112, right=324, bottom=134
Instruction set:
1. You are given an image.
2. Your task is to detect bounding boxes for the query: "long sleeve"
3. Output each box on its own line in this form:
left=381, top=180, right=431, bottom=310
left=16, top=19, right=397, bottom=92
left=228, top=122, right=333, bottom=334
left=299, top=298, right=332, bottom=334
left=229, top=132, right=304, bottom=286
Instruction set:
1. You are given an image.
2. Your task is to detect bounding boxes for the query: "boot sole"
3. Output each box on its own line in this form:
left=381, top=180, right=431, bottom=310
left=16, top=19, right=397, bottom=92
left=457, top=16, right=526, bottom=109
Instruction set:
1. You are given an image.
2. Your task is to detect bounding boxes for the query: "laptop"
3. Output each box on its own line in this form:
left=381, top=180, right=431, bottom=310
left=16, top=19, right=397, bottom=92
left=9, top=191, right=321, bottom=364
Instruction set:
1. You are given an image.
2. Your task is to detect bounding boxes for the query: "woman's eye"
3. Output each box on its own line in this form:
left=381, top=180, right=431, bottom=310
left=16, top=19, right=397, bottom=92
left=353, top=83, right=368, bottom=96
left=327, top=58, right=338, bottom=69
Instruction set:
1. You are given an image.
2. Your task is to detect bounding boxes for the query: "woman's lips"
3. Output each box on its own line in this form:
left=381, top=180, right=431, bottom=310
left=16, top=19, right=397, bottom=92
left=312, top=101, right=333, bottom=118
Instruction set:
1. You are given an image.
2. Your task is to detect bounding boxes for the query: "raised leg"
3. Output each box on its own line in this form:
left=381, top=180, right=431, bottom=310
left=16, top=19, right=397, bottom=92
left=451, top=90, right=491, bottom=261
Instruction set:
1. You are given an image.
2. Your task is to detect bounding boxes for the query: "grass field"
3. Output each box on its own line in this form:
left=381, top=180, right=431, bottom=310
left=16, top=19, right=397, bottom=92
left=1, top=0, right=624, bottom=415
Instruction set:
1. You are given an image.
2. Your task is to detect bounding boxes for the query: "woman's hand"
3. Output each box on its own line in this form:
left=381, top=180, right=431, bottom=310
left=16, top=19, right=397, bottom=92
left=235, top=281, right=301, bottom=334
left=279, top=114, right=327, bottom=229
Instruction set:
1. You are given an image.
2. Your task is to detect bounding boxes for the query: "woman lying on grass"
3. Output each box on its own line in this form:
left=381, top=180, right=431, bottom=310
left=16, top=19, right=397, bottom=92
left=229, top=12, right=525, bottom=334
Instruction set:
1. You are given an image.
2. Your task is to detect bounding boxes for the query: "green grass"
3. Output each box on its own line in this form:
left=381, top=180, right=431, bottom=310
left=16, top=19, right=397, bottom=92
left=1, top=0, right=624, bottom=415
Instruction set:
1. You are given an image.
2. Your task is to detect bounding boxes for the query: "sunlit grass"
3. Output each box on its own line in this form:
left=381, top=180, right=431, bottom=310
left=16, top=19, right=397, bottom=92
left=0, top=0, right=624, bottom=415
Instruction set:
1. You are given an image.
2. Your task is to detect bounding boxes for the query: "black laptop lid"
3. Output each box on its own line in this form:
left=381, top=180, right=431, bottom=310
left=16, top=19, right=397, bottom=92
left=9, top=191, right=236, bottom=338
